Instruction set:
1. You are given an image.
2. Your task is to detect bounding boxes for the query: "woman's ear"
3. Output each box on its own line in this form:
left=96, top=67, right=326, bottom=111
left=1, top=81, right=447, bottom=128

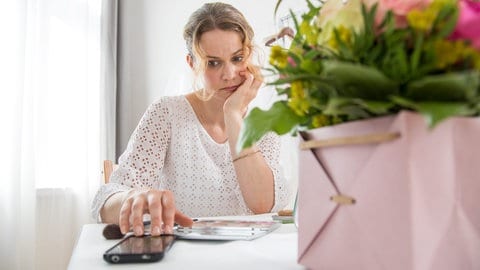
left=186, top=54, right=194, bottom=69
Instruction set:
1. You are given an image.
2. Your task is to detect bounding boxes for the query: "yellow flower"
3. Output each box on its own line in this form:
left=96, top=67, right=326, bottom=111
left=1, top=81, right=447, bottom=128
left=327, top=25, right=352, bottom=50
left=473, top=54, right=480, bottom=71
left=430, top=0, right=457, bottom=9
left=288, top=99, right=311, bottom=116
left=462, top=47, right=480, bottom=71
left=290, top=81, right=305, bottom=98
left=407, top=9, right=437, bottom=32
left=269, top=45, right=288, bottom=69
left=407, top=0, right=457, bottom=32
left=300, top=21, right=318, bottom=46
left=312, top=114, right=329, bottom=128
left=432, top=40, right=466, bottom=69
left=288, top=81, right=310, bottom=116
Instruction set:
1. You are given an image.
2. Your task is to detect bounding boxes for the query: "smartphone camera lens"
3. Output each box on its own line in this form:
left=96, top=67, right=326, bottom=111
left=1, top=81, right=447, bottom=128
left=111, top=255, right=120, bottom=263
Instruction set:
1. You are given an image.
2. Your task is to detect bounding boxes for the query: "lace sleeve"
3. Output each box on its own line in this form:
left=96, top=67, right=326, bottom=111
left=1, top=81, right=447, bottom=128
left=91, top=100, right=171, bottom=221
left=257, top=132, right=290, bottom=212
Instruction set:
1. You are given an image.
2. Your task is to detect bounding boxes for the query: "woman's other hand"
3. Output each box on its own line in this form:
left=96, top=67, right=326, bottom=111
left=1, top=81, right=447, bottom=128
left=119, top=189, right=193, bottom=236
left=223, top=65, right=263, bottom=118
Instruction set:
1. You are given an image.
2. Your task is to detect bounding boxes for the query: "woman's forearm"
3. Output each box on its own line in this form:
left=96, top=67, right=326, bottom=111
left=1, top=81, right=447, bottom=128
left=225, top=114, right=275, bottom=214
left=100, top=191, right=127, bottom=224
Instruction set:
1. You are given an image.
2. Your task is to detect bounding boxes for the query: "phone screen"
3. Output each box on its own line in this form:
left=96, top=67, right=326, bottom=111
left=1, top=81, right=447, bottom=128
left=103, top=234, right=175, bottom=264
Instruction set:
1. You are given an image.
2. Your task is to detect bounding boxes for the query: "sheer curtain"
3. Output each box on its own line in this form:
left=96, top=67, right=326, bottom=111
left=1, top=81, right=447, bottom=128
left=0, top=0, right=116, bottom=269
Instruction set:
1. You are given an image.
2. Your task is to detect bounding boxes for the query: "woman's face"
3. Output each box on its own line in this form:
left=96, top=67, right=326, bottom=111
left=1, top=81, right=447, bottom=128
left=198, top=29, right=248, bottom=98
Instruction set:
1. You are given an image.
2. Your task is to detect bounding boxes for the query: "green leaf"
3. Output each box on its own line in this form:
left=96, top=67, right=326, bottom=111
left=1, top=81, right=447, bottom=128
left=410, top=33, right=424, bottom=75
left=305, top=0, right=316, bottom=13
left=274, top=0, right=283, bottom=18
left=262, top=68, right=278, bottom=75
left=289, top=9, right=301, bottom=39
left=321, top=60, right=399, bottom=99
left=237, top=101, right=303, bottom=151
left=300, top=59, right=321, bottom=74
left=304, top=49, right=321, bottom=60
left=391, top=96, right=475, bottom=127
left=322, top=97, right=353, bottom=115
left=304, top=0, right=320, bottom=20
left=406, top=71, right=480, bottom=102
left=267, top=73, right=325, bottom=85
left=354, top=99, right=395, bottom=114
left=275, top=86, right=289, bottom=95
left=323, top=97, right=394, bottom=118
left=334, top=28, right=355, bottom=60
left=323, top=98, right=371, bottom=120
left=435, top=4, right=459, bottom=38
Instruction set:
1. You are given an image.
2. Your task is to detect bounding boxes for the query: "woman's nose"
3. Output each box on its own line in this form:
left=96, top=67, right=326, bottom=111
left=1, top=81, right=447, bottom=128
left=221, top=63, right=237, bottom=81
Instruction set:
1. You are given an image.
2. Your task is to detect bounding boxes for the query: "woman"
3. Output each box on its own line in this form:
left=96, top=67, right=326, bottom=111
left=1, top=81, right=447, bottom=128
left=91, top=2, right=290, bottom=237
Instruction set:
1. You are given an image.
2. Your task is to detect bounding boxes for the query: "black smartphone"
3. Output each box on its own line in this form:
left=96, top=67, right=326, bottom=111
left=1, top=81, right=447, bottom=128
left=103, top=234, right=176, bottom=264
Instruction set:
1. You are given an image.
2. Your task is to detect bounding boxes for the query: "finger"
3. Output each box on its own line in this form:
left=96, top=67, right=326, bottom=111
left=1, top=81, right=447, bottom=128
left=250, top=76, right=262, bottom=95
left=240, top=73, right=261, bottom=102
left=131, top=195, right=147, bottom=236
left=119, top=197, right=133, bottom=234
left=246, top=72, right=255, bottom=85
left=160, top=190, right=176, bottom=234
left=247, top=65, right=263, bottom=82
left=174, top=210, right=194, bottom=228
left=240, top=71, right=254, bottom=87
left=147, top=190, right=163, bottom=236
left=239, top=73, right=255, bottom=96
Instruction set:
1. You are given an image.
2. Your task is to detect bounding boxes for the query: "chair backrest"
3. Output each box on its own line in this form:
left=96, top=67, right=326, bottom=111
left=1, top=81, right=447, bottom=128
left=103, top=160, right=118, bottom=184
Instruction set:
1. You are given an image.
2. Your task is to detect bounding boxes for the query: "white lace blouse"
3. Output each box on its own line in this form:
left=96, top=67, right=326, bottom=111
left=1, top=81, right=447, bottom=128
left=91, top=95, right=290, bottom=220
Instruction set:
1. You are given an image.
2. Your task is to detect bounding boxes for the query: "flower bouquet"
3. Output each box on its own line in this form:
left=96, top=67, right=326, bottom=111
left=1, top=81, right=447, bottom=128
left=238, top=1, right=480, bottom=269
left=239, top=0, right=480, bottom=148
left=238, top=0, right=480, bottom=149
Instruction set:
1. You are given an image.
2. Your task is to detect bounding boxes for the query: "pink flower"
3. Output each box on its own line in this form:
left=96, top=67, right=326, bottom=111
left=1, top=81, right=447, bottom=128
left=450, top=0, right=480, bottom=50
left=287, top=56, right=297, bottom=67
left=363, top=0, right=432, bottom=28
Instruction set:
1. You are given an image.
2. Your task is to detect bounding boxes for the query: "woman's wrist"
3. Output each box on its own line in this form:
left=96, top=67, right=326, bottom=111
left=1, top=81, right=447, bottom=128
left=224, top=112, right=242, bottom=136
left=232, top=148, right=260, bottom=162
left=223, top=110, right=243, bottom=123
left=100, top=191, right=128, bottom=223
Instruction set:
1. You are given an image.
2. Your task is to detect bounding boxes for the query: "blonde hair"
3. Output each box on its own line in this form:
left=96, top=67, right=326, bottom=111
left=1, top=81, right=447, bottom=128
left=183, top=2, right=261, bottom=99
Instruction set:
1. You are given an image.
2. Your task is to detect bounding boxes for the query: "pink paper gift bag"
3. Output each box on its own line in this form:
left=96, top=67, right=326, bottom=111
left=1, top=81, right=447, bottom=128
left=297, top=111, right=480, bottom=270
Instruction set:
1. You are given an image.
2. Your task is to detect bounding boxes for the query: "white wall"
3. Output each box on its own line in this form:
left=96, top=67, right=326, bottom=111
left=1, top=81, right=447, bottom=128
left=117, top=0, right=307, bottom=207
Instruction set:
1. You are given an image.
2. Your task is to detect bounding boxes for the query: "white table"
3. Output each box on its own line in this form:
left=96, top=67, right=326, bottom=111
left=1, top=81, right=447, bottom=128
left=68, top=214, right=305, bottom=270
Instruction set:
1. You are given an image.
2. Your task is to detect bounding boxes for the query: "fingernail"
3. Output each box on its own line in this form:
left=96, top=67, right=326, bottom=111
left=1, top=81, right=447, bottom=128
left=134, top=225, right=143, bottom=235
left=152, top=226, right=161, bottom=236
left=120, top=225, right=127, bottom=234
left=164, top=225, right=172, bottom=234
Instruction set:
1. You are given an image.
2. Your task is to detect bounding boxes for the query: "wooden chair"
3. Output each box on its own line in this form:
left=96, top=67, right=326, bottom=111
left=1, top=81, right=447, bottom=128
left=103, top=160, right=118, bottom=184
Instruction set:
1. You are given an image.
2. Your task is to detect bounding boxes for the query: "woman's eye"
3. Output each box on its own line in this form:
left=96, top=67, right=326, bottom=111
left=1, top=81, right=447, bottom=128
left=232, top=56, right=244, bottom=63
left=207, top=60, right=221, bottom=67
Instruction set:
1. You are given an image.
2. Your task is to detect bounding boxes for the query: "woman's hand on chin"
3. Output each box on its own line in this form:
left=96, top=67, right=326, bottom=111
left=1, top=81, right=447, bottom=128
left=223, top=67, right=263, bottom=118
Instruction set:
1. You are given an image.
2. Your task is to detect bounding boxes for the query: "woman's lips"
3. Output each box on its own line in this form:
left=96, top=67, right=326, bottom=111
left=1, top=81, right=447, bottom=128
left=221, top=85, right=240, bottom=91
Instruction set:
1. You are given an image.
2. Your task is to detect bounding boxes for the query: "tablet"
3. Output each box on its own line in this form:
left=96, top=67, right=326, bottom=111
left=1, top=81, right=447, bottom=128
left=174, top=219, right=281, bottom=241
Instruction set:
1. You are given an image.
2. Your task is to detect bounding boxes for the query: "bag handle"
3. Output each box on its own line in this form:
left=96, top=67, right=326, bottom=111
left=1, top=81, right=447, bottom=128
left=300, top=132, right=400, bottom=150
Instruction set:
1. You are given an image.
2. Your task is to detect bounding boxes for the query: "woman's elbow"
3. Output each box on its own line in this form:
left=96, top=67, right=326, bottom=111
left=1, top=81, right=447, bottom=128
left=249, top=198, right=274, bottom=214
